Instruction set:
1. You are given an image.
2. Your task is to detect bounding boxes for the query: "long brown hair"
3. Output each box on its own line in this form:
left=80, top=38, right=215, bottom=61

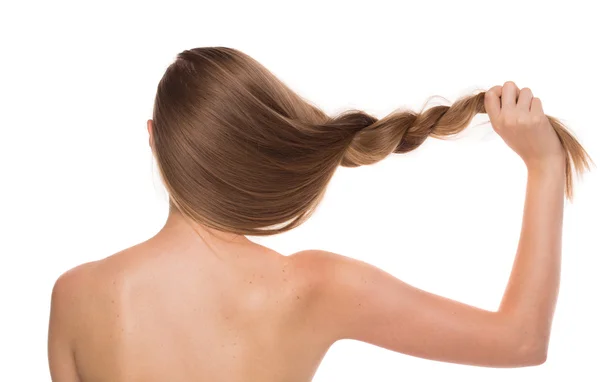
left=150, top=47, right=592, bottom=236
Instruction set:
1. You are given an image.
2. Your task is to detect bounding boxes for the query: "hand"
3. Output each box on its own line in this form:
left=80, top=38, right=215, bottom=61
left=484, top=82, right=566, bottom=170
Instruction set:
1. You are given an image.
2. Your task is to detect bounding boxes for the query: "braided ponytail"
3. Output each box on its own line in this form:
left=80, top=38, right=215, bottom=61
left=337, top=92, right=591, bottom=200
left=152, top=47, right=592, bottom=236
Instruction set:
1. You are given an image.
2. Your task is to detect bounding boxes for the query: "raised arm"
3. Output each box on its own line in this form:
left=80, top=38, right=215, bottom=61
left=290, top=81, right=566, bottom=368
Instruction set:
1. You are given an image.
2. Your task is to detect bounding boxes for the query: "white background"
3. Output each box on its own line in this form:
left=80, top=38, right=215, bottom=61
left=1, top=1, right=599, bottom=380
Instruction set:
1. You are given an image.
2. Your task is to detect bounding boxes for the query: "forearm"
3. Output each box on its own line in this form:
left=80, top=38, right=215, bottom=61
left=498, top=159, right=566, bottom=350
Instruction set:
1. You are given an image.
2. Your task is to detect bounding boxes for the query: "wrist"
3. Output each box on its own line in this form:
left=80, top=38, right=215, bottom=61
left=526, top=164, right=566, bottom=189
left=525, top=155, right=566, bottom=176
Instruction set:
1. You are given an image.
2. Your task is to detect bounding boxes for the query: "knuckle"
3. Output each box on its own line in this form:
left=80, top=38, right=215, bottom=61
left=516, top=115, right=531, bottom=126
left=502, top=114, right=517, bottom=127
left=486, top=85, right=501, bottom=97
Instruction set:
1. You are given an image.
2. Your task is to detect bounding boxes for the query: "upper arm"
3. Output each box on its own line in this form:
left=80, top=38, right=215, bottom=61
left=48, top=265, right=90, bottom=382
left=291, top=249, right=545, bottom=368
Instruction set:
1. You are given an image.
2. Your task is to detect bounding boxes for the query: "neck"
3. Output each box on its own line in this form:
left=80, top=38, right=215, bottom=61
left=158, top=202, right=253, bottom=246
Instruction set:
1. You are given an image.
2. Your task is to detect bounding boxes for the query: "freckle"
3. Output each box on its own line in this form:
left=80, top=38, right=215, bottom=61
left=282, top=269, right=285, bottom=273
left=249, top=281, right=252, bottom=284
left=233, top=342, right=237, bottom=346
left=260, top=275, right=264, bottom=279
left=358, top=303, right=361, bottom=307
left=283, top=278, right=287, bottom=282
left=111, top=300, right=115, bottom=304
left=296, top=295, right=300, bottom=300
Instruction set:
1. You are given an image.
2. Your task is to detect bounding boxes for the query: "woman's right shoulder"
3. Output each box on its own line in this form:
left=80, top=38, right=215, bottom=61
left=286, top=249, right=376, bottom=341
left=289, top=248, right=374, bottom=286
left=288, top=249, right=354, bottom=289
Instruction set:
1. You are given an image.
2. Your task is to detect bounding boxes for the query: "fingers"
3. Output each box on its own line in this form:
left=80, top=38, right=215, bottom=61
left=501, top=81, right=519, bottom=110
left=484, top=85, right=502, bottom=119
left=517, top=87, right=533, bottom=112
left=530, top=97, right=544, bottom=115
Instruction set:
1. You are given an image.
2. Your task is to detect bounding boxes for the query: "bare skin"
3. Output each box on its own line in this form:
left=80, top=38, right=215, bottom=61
left=49, top=81, right=566, bottom=381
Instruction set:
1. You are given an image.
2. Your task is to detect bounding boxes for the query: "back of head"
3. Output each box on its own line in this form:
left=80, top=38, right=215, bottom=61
left=151, top=47, right=350, bottom=236
left=151, top=47, right=591, bottom=236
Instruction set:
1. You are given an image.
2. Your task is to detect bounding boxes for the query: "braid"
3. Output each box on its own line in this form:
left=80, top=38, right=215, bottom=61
left=336, top=91, right=592, bottom=200
left=153, top=46, right=593, bottom=236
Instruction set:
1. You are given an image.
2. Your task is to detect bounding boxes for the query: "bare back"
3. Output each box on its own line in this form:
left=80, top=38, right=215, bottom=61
left=50, top=82, right=568, bottom=381
left=67, top=236, right=332, bottom=382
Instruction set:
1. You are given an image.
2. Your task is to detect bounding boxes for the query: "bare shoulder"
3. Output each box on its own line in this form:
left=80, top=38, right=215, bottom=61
left=49, top=259, right=103, bottom=358
left=52, top=260, right=100, bottom=307
left=50, top=248, right=137, bottom=324
left=288, top=248, right=383, bottom=291
left=52, top=248, right=132, bottom=298
left=286, top=249, right=379, bottom=341
left=288, top=248, right=354, bottom=273
left=286, top=249, right=338, bottom=295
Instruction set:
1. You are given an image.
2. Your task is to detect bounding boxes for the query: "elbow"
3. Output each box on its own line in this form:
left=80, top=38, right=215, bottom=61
left=500, top=315, right=550, bottom=367
left=514, top=339, right=548, bottom=367
left=523, top=348, right=547, bottom=366
left=534, top=351, right=548, bottom=365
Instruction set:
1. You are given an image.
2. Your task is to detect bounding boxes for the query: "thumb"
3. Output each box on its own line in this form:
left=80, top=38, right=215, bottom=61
left=484, top=85, right=502, bottom=124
